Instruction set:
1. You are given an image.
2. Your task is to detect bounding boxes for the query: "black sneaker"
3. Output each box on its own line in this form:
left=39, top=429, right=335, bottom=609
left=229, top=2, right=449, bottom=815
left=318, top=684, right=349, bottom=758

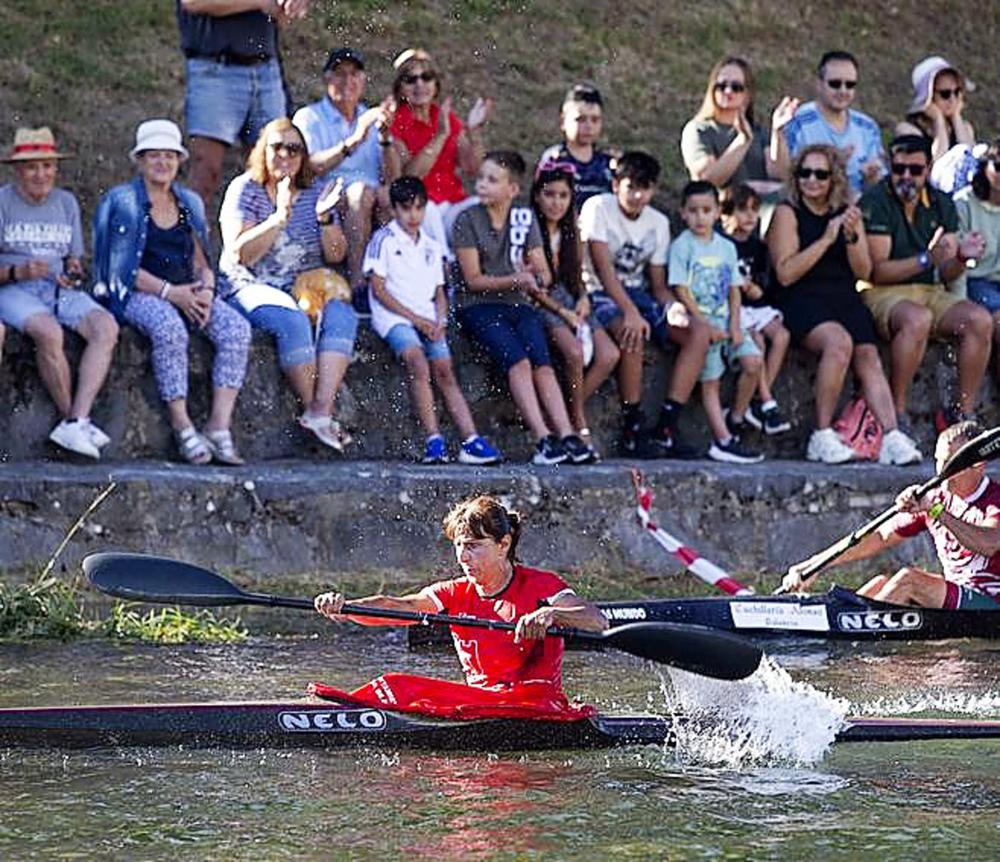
left=561, top=434, right=597, bottom=464
left=708, top=436, right=764, bottom=464
left=746, top=400, right=792, bottom=435
left=652, top=423, right=700, bottom=459
left=532, top=434, right=569, bottom=465
left=617, top=426, right=663, bottom=459
left=725, top=410, right=748, bottom=439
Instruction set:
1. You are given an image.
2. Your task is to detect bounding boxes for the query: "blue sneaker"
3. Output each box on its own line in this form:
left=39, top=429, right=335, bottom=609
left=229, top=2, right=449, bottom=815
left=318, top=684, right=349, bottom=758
left=421, top=435, right=449, bottom=464
left=458, top=435, right=503, bottom=465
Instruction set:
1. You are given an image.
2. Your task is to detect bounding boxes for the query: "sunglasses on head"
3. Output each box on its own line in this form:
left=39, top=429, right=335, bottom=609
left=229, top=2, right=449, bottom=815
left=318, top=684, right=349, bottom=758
left=714, top=80, right=746, bottom=93
left=269, top=141, right=304, bottom=156
left=890, top=162, right=926, bottom=177
left=935, top=87, right=962, bottom=100
left=402, top=71, right=436, bottom=85
left=825, top=79, right=857, bottom=90
left=795, top=167, right=832, bottom=180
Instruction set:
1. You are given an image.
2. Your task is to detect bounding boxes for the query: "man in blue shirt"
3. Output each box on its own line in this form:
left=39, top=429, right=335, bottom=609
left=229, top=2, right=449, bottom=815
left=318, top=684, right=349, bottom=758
left=781, top=50, right=886, bottom=200
left=294, top=48, right=397, bottom=290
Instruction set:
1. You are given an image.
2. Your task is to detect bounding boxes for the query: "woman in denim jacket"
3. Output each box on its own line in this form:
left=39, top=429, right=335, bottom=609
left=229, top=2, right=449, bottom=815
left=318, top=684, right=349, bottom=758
left=93, top=119, right=251, bottom=464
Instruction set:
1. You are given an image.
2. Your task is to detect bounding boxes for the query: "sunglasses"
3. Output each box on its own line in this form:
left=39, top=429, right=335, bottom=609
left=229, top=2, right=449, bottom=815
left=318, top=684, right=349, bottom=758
left=825, top=79, right=857, bottom=90
left=795, top=167, right=832, bottom=180
left=402, top=71, right=436, bottom=85
left=890, top=163, right=926, bottom=177
left=714, top=80, right=746, bottom=93
left=269, top=141, right=304, bottom=156
left=935, top=87, right=962, bottom=100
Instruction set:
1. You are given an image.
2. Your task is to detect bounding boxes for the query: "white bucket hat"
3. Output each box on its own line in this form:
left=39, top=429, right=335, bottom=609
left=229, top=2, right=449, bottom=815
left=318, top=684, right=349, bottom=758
left=130, top=119, right=188, bottom=162
left=908, top=56, right=973, bottom=113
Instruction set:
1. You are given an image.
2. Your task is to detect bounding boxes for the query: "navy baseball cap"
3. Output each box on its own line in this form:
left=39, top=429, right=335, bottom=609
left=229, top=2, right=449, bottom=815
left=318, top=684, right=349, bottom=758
left=324, top=48, right=365, bottom=73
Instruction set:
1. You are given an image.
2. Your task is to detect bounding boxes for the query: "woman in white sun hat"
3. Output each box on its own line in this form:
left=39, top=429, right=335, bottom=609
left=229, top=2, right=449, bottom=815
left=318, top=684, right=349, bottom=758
left=896, top=56, right=976, bottom=164
left=92, top=119, right=251, bottom=465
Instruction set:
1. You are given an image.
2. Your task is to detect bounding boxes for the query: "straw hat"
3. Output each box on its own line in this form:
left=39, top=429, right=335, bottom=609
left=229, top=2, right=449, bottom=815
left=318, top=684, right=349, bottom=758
left=3, top=127, right=72, bottom=162
left=129, top=119, right=189, bottom=162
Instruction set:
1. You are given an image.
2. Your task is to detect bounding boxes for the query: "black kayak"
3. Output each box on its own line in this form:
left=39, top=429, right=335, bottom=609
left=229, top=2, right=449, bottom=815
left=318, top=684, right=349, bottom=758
left=2, top=700, right=999, bottom=749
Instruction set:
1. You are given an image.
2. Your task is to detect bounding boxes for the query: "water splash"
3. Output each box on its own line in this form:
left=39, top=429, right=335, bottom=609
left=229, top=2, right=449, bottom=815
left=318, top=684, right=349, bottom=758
left=661, top=655, right=851, bottom=767
left=854, top=689, right=1000, bottom=718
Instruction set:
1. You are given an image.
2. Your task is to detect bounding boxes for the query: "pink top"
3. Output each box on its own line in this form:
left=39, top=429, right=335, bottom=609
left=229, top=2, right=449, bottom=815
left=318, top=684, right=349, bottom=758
left=391, top=102, right=467, bottom=204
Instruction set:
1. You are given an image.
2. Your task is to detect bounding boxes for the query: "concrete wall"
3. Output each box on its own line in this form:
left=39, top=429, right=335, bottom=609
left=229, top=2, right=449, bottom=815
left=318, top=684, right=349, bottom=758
left=0, top=318, right=993, bottom=464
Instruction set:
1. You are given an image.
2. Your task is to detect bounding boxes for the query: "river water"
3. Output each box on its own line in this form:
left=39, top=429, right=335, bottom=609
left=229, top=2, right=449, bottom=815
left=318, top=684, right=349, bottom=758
left=2, top=630, right=999, bottom=861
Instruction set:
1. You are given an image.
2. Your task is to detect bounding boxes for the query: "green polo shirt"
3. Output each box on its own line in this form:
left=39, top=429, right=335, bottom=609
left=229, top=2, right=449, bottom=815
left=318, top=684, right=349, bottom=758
left=860, top=178, right=959, bottom=285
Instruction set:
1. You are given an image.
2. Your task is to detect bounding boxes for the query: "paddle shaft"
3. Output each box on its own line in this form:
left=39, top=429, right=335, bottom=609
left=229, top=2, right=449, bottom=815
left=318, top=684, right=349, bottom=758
left=241, top=589, right=601, bottom=642
left=781, top=426, right=1000, bottom=592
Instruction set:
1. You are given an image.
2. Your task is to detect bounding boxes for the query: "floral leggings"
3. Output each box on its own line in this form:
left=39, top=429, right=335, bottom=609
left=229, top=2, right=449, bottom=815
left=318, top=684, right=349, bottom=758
left=123, top=292, right=251, bottom=402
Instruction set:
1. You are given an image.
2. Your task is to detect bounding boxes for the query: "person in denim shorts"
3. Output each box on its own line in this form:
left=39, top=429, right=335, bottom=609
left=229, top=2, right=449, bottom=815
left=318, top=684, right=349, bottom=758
left=176, top=0, right=309, bottom=211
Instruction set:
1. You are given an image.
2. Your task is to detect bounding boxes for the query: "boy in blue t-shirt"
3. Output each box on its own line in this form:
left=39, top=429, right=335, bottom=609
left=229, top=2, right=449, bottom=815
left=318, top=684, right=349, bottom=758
left=669, top=181, right=764, bottom=464
left=536, top=84, right=616, bottom=211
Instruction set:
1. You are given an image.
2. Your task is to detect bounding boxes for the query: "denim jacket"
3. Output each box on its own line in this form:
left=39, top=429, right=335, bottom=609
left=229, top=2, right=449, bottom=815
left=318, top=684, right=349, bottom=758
left=91, top=176, right=212, bottom=321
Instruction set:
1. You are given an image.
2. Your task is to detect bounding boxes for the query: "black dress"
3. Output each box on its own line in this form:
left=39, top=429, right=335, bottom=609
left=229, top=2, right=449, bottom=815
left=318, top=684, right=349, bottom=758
left=775, top=202, right=877, bottom=345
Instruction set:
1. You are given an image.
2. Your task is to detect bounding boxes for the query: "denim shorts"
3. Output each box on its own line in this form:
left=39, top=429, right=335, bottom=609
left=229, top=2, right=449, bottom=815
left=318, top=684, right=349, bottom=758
left=967, top=277, right=1000, bottom=314
left=458, top=302, right=551, bottom=372
left=701, top=333, right=762, bottom=382
left=0, top=279, right=106, bottom=331
left=184, top=57, right=287, bottom=147
left=591, top=287, right=671, bottom=347
left=944, top=581, right=1000, bottom=610
left=384, top=322, right=451, bottom=361
left=539, top=284, right=604, bottom=331
left=229, top=282, right=356, bottom=366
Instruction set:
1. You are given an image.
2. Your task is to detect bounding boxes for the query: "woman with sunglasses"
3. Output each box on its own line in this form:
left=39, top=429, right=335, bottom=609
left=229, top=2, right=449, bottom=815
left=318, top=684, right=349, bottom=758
left=388, top=48, right=492, bottom=210
left=219, top=118, right=355, bottom=452
left=767, top=144, right=921, bottom=465
left=896, top=57, right=975, bottom=165
left=954, top=140, right=1000, bottom=381
left=681, top=57, right=798, bottom=198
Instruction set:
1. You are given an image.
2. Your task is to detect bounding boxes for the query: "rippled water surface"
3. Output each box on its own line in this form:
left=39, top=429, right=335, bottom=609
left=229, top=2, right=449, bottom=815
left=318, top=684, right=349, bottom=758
left=2, top=632, right=999, bottom=861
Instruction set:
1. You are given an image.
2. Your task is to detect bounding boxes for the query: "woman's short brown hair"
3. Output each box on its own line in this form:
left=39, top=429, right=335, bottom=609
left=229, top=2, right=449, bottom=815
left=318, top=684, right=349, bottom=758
left=787, top=144, right=849, bottom=212
left=392, top=48, right=440, bottom=103
left=245, top=118, right=314, bottom=189
left=442, top=495, right=521, bottom=561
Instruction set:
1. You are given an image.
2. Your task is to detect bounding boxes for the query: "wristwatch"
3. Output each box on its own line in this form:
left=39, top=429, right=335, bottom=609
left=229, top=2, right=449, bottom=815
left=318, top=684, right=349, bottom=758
left=917, top=250, right=932, bottom=270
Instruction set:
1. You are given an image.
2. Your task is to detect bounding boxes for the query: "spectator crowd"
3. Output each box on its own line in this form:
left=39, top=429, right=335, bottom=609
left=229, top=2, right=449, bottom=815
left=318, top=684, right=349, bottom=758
left=1, top=0, right=997, bottom=469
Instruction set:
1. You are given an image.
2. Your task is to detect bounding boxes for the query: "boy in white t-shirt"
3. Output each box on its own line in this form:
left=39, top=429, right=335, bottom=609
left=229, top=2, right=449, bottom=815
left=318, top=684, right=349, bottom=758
left=580, top=151, right=710, bottom=458
left=669, top=181, right=763, bottom=464
left=364, top=177, right=502, bottom=465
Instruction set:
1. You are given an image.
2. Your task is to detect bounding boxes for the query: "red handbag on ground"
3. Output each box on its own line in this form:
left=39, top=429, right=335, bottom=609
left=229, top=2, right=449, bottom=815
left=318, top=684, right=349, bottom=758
left=833, top=397, right=883, bottom=460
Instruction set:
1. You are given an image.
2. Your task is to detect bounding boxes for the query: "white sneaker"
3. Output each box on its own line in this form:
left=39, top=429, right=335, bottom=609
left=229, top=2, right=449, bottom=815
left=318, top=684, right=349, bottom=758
left=806, top=428, right=855, bottom=464
left=80, top=418, right=111, bottom=449
left=878, top=428, right=922, bottom=466
left=49, top=419, right=101, bottom=459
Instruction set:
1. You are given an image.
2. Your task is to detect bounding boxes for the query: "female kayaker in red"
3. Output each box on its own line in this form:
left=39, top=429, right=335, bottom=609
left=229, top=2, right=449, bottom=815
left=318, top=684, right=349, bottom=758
left=313, top=494, right=608, bottom=719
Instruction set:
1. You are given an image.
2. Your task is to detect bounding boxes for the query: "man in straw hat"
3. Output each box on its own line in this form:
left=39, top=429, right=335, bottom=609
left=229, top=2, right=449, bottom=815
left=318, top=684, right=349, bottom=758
left=0, top=127, right=119, bottom=459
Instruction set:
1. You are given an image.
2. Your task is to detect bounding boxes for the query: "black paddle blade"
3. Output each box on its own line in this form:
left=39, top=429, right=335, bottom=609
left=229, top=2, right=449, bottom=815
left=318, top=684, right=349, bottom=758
left=84, top=553, right=250, bottom=606
left=601, top=622, right=762, bottom=681
left=934, top=425, right=1000, bottom=484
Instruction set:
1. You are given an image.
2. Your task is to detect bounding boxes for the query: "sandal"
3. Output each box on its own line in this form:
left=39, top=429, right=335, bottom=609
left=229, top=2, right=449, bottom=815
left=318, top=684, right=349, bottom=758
left=204, top=429, right=245, bottom=466
left=176, top=427, right=211, bottom=465
left=298, top=413, right=352, bottom=452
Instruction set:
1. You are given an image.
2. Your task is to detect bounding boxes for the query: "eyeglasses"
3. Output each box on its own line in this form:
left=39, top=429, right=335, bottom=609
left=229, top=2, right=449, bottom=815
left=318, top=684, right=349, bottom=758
left=890, top=163, right=926, bottom=177
left=825, top=79, right=857, bottom=90
left=402, top=71, right=436, bottom=85
left=935, top=87, right=962, bottom=100
left=268, top=141, right=304, bottom=156
left=795, top=167, right=832, bottom=180
left=714, top=80, right=746, bottom=93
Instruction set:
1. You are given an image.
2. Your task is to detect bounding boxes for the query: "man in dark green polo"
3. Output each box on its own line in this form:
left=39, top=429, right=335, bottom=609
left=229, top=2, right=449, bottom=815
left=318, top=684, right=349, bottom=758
left=859, top=134, right=990, bottom=429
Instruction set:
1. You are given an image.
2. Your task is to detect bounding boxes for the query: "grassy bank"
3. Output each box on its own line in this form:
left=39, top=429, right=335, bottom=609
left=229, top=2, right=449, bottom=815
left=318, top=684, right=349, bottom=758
left=2, top=1, right=996, bottom=220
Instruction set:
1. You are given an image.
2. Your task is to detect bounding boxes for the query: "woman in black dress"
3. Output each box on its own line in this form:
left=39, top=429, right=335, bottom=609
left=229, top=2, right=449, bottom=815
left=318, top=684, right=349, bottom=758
left=766, top=144, right=921, bottom=465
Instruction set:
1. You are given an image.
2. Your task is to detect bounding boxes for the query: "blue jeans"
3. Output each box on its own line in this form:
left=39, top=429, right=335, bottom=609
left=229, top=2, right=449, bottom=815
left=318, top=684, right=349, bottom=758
left=184, top=57, right=287, bottom=146
left=458, top=303, right=551, bottom=373
left=967, top=277, right=1000, bottom=314
left=384, top=322, right=451, bottom=361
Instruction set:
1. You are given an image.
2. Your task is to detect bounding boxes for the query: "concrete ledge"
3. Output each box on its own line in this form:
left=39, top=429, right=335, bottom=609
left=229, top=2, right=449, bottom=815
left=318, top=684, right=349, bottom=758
left=0, top=459, right=941, bottom=587
left=0, top=321, right=994, bottom=464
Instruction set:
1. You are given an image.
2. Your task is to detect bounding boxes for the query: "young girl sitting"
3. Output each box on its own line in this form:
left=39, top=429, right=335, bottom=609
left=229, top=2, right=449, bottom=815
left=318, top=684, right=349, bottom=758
left=530, top=162, right=620, bottom=452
